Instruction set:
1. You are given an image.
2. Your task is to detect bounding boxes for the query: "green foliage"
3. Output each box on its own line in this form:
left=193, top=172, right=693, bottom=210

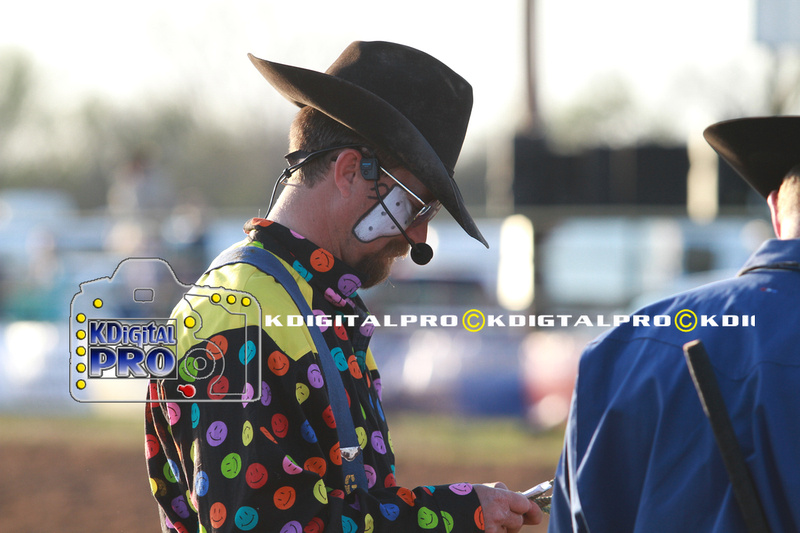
left=0, top=50, right=287, bottom=211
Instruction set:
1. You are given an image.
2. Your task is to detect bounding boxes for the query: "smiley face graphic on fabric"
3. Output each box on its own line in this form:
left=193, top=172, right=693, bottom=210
left=322, top=405, right=336, bottom=428
left=328, top=442, right=342, bottom=466
left=206, top=421, right=228, bottom=446
left=187, top=489, right=199, bottom=514
left=300, top=420, right=318, bottom=443
left=164, top=460, right=179, bottom=483
left=206, top=334, right=228, bottom=360
left=370, top=431, right=386, bottom=454
left=380, top=503, right=400, bottom=521
left=171, top=495, right=191, bottom=519
left=348, top=354, right=363, bottom=378
left=356, top=427, right=367, bottom=449
left=272, top=413, right=289, bottom=438
left=280, top=520, right=302, bottom=533
left=334, top=324, right=348, bottom=342
left=442, top=511, right=455, bottom=533
left=418, top=507, right=439, bottom=529
left=307, top=364, right=324, bottom=388
left=342, top=516, right=358, bottom=533
left=207, top=376, right=229, bottom=399
left=304, top=456, right=326, bottom=477
left=234, top=506, right=259, bottom=531
left=150, top=477, right=167, bottom=497
left=190, top=440, right=199, bottom=463
left=304, top=517, right=324, bottom=533
left=397, top=487, right=416, bottom=506
left=330, top=347, right=348, bottom=371
left=474, top=507, right=485, bottom=530
left=337, top=273, right=361, bottom=297
left=449, top=483, right=473, bottom=496
left=364, top=464, right=377, bottom=488
left=324, top=287, right=348, bottom=307
left=209, top=502, right=227, bottom=528
left=239, top=340, right=257, bottom=365
left=292, top=260, right=312, bottom=281
left=309, top=248, right=334, bottom=273
left=195, top=471, right=210, bottom=497
left=241, top=382, right=254, bottom=407
left=145, top=434, right=160, bottom=458
left=261, top=381, right=272, bottom=406
left=242, top=420, right=254, bottom=446
left=245, top=462, right=268, bottom=489
left=312, top=478, right=328, bottom=504
left=191, top=403, right=200, bottom=428
left=296, top=383, right=310, bottom=404
left=221, top=452, right=242, bottom=479
left=176, top=355, right=195, bottom=383
left=274, top=486, right=296, bottom=510
left=166, top=403, right=181, bottom=425
left=360, top=321, right=376, bottom=338
left=282, top=455, right=303, bottom=475
left=268, top=350, right=290, bottom=376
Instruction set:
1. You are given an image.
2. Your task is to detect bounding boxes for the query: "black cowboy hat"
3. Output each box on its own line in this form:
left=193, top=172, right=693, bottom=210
left=704, top=116, right=800, bottom=198
left=248, top=40, right=487, bottom=247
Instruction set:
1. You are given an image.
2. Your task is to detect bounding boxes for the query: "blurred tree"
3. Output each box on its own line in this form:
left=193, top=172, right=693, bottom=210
left=0, top=50, right=33, bottom=162
left=545, top=74, right=645, bottom=152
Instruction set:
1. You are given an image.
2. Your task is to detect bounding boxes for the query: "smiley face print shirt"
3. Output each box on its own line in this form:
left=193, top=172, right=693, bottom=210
left=145, top=219, right=485, bottom=533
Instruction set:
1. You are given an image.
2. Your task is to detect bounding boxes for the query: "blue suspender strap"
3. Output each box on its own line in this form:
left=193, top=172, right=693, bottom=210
left=206, top=244, right=368, bottom=494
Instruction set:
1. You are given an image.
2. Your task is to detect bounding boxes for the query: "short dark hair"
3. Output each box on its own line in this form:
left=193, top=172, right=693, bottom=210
left=288, top=107, right=400, bottom=185
left=778, top=163, right=800, bottom=215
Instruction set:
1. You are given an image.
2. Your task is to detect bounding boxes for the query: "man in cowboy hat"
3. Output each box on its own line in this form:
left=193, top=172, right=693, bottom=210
left=145, top=41, right=542, bottom=533
left=548, top=116, right=800, bottom=532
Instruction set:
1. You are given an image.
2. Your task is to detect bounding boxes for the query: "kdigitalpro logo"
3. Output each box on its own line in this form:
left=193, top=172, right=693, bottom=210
left=674, top=309, right=698, bottom=332
left=70, top=258, right=262, bottom=403
left=462, top=309, right=486, bottom=332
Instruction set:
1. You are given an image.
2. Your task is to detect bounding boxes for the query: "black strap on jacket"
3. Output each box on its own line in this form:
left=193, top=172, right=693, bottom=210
left=683, top=339, right=772, bottom=533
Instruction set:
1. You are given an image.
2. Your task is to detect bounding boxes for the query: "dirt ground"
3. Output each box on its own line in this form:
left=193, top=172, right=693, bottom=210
left=0, top=415, right=557, bottom=532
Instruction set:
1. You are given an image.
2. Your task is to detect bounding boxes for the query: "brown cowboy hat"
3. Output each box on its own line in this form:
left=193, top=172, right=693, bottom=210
left=248, top=40, right=487, bottom=247
left=704, top=116, right=800, bottom=198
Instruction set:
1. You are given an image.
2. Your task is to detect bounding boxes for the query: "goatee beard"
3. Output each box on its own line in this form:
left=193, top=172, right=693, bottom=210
left=356, top=239, right=411, bottom=288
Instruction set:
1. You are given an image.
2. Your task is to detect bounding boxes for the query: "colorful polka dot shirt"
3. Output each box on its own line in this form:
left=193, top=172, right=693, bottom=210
left=145, top=220, right=484, bottom=532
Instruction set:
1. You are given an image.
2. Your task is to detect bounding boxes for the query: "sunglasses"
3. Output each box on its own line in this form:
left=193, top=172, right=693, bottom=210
left=378, top=166, right=442, bottom=229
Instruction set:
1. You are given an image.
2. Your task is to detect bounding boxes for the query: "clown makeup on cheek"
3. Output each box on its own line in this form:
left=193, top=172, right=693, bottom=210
left=352, top=186, right=415, bottom=242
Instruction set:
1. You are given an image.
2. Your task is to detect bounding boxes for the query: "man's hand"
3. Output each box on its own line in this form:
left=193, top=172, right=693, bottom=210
left=473, top=482, right=544, bottom=532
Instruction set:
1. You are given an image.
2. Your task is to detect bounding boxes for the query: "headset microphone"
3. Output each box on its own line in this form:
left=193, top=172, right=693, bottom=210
left=410, top=242, right=434, bottom=265
left=360, top=158, right=434, bottom=266
left=386, top=206, right=434, bottom=265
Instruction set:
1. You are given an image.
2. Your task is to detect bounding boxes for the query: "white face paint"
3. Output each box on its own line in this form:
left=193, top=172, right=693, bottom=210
left=352, top=186, right=415, bottom=243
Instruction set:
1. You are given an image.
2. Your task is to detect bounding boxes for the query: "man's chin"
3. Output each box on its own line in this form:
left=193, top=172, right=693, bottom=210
left=357, top=240, right=411, bottom=289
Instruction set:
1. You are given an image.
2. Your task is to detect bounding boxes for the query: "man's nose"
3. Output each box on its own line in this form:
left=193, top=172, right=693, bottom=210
left=405, top=220, right=429, bottom=244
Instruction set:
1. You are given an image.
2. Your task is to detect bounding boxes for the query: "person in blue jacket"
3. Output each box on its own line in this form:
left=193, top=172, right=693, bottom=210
left=549, top=116, right=800, bottom=533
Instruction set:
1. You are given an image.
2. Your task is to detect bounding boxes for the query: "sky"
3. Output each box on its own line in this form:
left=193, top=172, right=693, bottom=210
left=0, top=0, right=770, bottom=150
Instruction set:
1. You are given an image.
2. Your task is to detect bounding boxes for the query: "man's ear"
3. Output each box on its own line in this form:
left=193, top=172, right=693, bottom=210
left=332, top=149, right=361, bottom=198
left=767, top=189, right=782, bottom=238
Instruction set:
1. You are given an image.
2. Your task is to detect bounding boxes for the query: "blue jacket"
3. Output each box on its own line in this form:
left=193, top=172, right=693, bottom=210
left=549, top=238, right=800, bottom=533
